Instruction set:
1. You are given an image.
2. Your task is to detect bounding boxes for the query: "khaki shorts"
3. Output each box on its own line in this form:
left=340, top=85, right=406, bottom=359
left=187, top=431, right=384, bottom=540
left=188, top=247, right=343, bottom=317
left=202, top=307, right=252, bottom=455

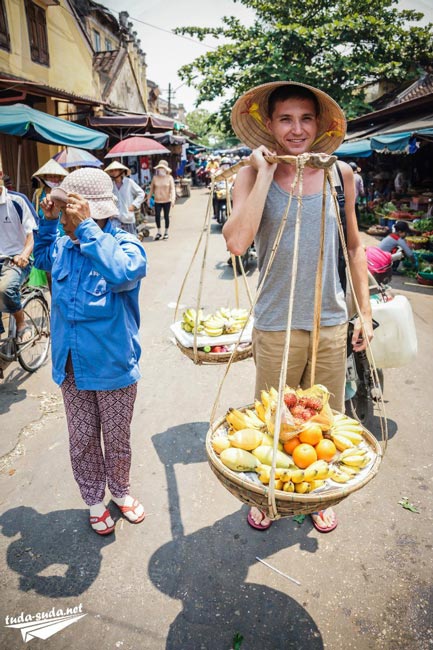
left=252, top=323, right=348, bottom=412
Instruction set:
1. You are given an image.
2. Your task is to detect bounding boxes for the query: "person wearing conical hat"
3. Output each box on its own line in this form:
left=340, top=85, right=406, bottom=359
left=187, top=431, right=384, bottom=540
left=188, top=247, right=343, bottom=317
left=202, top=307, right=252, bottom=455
left=223, top=81, right=373, bottom=533
left=32, top=159, right=68, bottom=223
left=105, top=161, right=145, bottom=236
left=147, top=160, right=176, bottom=240
left=30, top=159, right=69, bottom=288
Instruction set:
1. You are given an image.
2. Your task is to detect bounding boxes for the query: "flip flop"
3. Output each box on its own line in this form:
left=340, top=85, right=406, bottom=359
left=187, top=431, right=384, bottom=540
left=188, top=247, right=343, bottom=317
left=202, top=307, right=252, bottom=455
left=89, top=509, right=115, bottom=536
left=116, top=498, right=145, bottom=524
left=310, top=510, right=338, bottom=533
left=247, top=510, right=273, bottom=531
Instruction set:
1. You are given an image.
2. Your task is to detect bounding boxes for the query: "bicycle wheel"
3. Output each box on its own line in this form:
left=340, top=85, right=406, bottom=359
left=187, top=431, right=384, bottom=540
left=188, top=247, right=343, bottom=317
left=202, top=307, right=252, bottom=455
left=18, top=293, right=51, bottom=372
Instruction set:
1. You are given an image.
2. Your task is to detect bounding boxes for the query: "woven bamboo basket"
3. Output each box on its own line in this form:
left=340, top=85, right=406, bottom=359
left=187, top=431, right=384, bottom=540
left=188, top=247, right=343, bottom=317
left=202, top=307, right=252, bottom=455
left=176, top=340, right=252, bottom=365
left=206, top=407, right=383, bottom=518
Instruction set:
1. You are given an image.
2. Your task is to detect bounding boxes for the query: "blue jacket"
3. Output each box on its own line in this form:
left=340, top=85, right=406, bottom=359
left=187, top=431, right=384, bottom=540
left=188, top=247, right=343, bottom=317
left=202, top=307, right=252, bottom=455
left=34, top=218, right=147, bottom=390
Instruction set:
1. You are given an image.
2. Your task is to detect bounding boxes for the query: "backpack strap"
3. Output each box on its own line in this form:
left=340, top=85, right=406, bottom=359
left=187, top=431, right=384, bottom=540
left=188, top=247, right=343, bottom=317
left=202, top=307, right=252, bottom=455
left=332, top=163, right=347, bottom=293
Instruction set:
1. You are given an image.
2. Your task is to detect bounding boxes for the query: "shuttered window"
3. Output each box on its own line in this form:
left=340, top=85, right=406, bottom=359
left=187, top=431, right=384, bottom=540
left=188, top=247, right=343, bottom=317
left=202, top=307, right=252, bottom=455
left=25, top=0, right=49, bottom=65
left=0, top=0, right=10, bottom=51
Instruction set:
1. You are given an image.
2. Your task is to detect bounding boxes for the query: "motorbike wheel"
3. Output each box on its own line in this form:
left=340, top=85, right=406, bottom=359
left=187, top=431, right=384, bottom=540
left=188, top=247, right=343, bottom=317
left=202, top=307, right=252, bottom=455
left=345, top=368, right=384, bottom=431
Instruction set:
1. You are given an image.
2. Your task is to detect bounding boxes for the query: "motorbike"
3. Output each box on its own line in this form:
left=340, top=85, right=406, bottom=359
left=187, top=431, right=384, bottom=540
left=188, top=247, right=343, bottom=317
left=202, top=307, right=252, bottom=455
left=344, top=247, right=405, bottom=428
left=213, top=180, right=232, bottom=226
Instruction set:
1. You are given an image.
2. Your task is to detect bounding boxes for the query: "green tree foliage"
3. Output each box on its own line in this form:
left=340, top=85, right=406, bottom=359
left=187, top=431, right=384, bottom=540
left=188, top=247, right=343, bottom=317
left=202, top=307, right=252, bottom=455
left=185, top=108, right=232, bottom=147
left=175, top=0, right=433, bottom=133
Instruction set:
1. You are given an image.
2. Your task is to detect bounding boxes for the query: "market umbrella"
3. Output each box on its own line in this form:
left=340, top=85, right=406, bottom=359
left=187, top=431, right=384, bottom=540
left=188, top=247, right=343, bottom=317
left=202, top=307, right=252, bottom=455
left=105, top=136, right=170, bottom=158
left=0, top=103, right=107, bottom=190
left=53, top=146, right=103, bottom=168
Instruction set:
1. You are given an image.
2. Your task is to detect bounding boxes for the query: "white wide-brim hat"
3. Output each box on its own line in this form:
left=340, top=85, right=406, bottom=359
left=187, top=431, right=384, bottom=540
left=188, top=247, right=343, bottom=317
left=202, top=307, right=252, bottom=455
left=51, top=168, right=119, bottom=220
left=154, top=160, right=172, bottom=173
left=32, top=159, right=69, bottom=179
left=231, top=81, right=346, bottom=155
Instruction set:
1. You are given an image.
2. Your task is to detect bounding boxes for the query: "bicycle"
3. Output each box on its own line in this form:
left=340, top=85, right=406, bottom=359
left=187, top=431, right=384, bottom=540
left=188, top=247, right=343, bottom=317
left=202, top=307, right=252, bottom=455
left=0, top=258, right=51, bottom=377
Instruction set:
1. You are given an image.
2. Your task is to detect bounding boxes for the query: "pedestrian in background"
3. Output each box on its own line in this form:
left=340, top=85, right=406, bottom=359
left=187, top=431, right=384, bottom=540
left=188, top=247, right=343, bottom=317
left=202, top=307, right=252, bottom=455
left=224, top=81, right=373, bottom=533
left=105, top=161, right=145, bottom=235
left=0, top=172, right=38, bottom=342
left=34, top=168, right=147, bottom=536
left=348, top=162, right=365, bottom=225
left=148, top=160, right=176, bottom=240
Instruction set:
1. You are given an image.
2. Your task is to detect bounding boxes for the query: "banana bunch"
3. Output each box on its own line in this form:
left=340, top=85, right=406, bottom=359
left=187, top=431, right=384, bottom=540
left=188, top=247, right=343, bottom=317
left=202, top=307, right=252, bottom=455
left=254, top=459, right=331, bottom=494
left=204, top=307, right=249, bottom=337
left=328, top=414, right=365, bottom=451
left=226, top=407, right=264, bottom=432
left=181, top=308, right=205, bottom=334
left=203, top=313, right=226, bottom=337
left=328, top=447, right=371, bottom=483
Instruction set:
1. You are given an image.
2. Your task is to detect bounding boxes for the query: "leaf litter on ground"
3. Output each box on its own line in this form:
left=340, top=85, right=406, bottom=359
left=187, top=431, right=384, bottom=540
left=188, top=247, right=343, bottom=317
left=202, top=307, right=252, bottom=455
left=398, top=496, right=419, bottom=513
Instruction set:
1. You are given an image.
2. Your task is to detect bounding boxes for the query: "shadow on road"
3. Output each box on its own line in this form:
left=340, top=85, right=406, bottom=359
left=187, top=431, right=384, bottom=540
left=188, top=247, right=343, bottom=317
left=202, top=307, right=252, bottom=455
left=151, top=423, right=323, bottom=649
left=0, top=365, right=30, bottom=415
left=0, top=506, right=114, bottom=597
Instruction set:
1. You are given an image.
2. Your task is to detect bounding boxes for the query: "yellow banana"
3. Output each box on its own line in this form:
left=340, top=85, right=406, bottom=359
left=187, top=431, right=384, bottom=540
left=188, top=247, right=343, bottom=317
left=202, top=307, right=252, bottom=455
left=303, top=460, right=330, bottom=481
left=211, top=436, right=231, bottom=454
left=333, top=414, right=360, bottom=427
left=295, top=481, right=311, bottom=494
left=309, top=479, right=326, bottom=492
left=260, top=390, right=271, bottom=409
left=228, top=428, right=263, bottom=451
left=339, top=446, right=368, bottom=460
left=260, top=432, right=283, bottom=451
left=245, top=409, right=266, bottom=429
left=339, top=464, right=361, bottom=476
left=329, top=466, right=352, bottom=483
left=283, top=480, right=295, bottom=493
left=220, top=448, right=259, bottom=472
left=340, top=454, right=368, bottom=467
left=289, top=469, right=306, bottom=484
left=331, top=434, right=355, bottom=452
left=254, top=400, right=267, bottom=423
left=331, top=429, right=364, bottom=444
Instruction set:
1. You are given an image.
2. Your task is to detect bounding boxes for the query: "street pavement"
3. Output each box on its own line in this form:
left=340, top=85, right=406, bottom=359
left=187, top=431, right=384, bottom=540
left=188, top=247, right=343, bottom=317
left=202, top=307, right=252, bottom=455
left=0, top=187, right=432, bottom=650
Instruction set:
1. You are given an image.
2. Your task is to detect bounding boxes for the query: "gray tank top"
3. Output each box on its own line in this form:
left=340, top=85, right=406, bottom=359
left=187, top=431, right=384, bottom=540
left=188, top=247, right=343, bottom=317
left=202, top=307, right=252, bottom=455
left=254, top=180, right=348, bottom=331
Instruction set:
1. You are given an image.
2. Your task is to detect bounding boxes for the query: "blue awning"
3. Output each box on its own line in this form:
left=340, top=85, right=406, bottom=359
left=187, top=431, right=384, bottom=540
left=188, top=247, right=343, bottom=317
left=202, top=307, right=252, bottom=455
left=0, top=103, right=107, bottom=149
left=334, top=139, right=372, bottom=158
left=371, top=128, right=433, bottom=153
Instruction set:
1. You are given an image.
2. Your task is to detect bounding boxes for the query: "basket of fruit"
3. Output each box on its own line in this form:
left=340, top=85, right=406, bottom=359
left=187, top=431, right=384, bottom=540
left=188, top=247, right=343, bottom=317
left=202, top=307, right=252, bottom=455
left=206, top=385, right=383, bottom=517
left=416, top=268, right=433, bottom=286
left=406, top=236, right=429, bottom=250
left=171, top=307, right=253, bottom=364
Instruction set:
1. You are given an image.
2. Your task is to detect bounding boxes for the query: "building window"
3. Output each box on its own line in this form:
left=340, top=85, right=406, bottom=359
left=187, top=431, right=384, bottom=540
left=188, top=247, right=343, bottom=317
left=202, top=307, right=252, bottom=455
left=0, top=0, right=10, bottom=51
left=93, top=29, right=100, bottom=51
left=24, top=0, right=49, bottom=65
left=105, top=38, right=111, bottom=51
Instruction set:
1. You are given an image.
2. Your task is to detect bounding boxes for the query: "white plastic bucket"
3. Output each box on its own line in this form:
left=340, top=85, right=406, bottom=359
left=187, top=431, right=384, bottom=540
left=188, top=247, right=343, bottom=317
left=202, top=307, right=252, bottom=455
left=367, top=294, right=417, bottom=369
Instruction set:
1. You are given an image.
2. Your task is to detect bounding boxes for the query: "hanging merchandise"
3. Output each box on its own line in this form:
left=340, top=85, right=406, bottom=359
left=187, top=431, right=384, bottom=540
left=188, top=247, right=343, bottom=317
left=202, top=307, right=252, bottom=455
left=171, top=175, right=254, bottom=365
left=205, top=152, right=388, bottom=519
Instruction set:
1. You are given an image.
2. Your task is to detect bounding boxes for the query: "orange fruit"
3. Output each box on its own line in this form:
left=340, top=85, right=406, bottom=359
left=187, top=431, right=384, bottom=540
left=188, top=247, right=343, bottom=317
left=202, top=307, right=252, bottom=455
left=292, top=443, right=317, bottom=469
left=283, top=436, right=300, bottom=455
left=298, top=424, right=323, bottom=446
left=315, top=438, right=337, bottom=461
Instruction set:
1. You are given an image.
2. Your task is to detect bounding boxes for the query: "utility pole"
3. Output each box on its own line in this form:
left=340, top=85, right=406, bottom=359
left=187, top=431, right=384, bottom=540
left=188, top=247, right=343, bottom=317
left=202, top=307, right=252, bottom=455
left=168, top=83, right=172, bottom=117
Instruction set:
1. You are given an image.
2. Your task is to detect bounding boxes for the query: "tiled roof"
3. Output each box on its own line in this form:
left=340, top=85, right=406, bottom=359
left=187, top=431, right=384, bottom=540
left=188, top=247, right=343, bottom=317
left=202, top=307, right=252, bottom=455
left=388, top=73, right=433, bottom=106
left=93, top=50, right=120, bottom=74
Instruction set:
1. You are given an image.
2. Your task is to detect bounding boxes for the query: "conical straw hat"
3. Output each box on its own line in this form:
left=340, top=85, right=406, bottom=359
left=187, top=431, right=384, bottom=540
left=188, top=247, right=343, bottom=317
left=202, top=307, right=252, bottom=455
left=231, top=81, right=346, bottom=155
left=32, top=159, right=69, bottom=178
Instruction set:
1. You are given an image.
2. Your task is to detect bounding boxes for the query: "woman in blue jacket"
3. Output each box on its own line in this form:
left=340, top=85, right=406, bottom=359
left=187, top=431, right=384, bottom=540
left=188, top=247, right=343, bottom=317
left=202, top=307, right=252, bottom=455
left=34, top=168, right=147, bottom=535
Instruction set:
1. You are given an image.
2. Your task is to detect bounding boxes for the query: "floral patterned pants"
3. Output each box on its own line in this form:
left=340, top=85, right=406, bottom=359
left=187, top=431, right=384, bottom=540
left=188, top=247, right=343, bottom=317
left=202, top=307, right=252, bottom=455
left=61, top=366, right=137, bottom=506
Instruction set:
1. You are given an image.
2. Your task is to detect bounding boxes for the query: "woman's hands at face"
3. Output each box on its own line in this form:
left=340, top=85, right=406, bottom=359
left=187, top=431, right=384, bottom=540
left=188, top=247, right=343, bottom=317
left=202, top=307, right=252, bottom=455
left=40, top=196, right=58, bottom=220
left=65, top=193, right=91, bottom=229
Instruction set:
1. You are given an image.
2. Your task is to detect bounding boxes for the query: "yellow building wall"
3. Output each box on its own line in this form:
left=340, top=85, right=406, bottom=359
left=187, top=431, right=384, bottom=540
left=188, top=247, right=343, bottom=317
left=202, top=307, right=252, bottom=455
left=0, top=0, right=100, bottom=101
